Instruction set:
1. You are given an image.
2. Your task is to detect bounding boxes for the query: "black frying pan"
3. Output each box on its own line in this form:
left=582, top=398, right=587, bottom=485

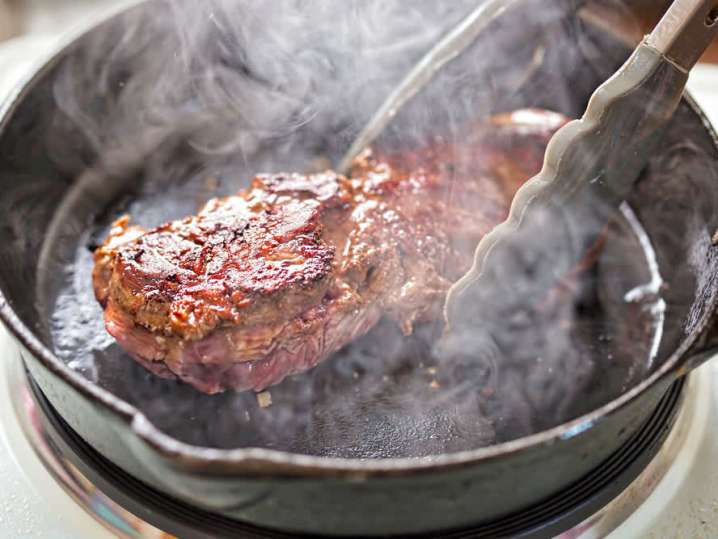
left=2, top=0, right=718, bottom=536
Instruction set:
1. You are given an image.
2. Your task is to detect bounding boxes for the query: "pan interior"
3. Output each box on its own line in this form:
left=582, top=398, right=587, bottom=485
left=42, top=187, right=661, bottom=457
left=2, top=1, right=717, bottom=458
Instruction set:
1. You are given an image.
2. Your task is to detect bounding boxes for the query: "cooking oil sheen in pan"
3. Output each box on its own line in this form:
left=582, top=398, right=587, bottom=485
left=44, top=182, right=664, bottom=457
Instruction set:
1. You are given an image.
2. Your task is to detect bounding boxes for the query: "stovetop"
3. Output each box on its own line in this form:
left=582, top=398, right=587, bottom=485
left=3, top=26, right=718, bottom=539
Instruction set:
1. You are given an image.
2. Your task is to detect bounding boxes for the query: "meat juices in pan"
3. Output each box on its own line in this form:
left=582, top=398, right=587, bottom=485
left=92, top=109, right=568, bottom=394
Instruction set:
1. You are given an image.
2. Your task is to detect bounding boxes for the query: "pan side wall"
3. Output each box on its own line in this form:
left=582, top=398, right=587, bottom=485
left=20, top=341, right=668, bottom=536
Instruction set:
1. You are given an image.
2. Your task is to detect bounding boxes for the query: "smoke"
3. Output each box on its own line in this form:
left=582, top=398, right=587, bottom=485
left=44, top=0, right=672, bottom=455
left=52, top=0, right=480, bottom=178
left=51, top=0, right=623, bottom=178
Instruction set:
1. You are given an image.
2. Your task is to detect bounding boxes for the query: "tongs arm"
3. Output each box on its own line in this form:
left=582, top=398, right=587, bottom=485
left=648, top=0, right=718, bottom=71
left=445, top=0, right=718, bottom=328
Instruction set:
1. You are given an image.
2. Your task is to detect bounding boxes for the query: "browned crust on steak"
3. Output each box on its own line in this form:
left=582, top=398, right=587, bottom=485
left=94, top=173, right=348, bottom=341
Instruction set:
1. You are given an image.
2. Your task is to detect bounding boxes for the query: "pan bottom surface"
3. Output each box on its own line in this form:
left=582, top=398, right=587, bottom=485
left=21, top=363, right=685, bottom=539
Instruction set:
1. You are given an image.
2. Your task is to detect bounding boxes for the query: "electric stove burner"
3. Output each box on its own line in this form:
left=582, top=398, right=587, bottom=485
left=10, top=350, right=688, bottom=539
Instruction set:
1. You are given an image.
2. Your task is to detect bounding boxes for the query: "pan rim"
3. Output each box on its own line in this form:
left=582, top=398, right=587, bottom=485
left=0, top=0, right=715, bottom=477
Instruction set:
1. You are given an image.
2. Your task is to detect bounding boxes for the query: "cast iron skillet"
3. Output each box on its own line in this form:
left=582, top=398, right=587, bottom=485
left=2, top=0, right=718, bottom=536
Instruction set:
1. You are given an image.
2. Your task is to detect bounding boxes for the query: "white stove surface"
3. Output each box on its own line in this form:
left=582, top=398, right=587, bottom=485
left=2, top=25, right=718, bottom=539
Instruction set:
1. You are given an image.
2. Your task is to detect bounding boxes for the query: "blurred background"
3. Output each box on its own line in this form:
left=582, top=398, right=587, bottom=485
left=0, top=0, right=115, bottom=42
left=0, top=0, right=718, bottom=74
left=1, top=0, right=717, bottom=62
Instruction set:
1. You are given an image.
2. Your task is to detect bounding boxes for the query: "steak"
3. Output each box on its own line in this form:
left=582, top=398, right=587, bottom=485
left=93, top=109, right=568, bottom=394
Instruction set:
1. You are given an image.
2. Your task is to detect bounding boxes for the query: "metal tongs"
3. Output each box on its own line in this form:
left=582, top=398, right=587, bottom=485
left=443, top=0, right=718, bottom=329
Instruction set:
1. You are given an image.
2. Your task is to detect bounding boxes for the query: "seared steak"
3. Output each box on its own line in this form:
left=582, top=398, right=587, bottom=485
left=93, top=109, right=568, bottom=393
